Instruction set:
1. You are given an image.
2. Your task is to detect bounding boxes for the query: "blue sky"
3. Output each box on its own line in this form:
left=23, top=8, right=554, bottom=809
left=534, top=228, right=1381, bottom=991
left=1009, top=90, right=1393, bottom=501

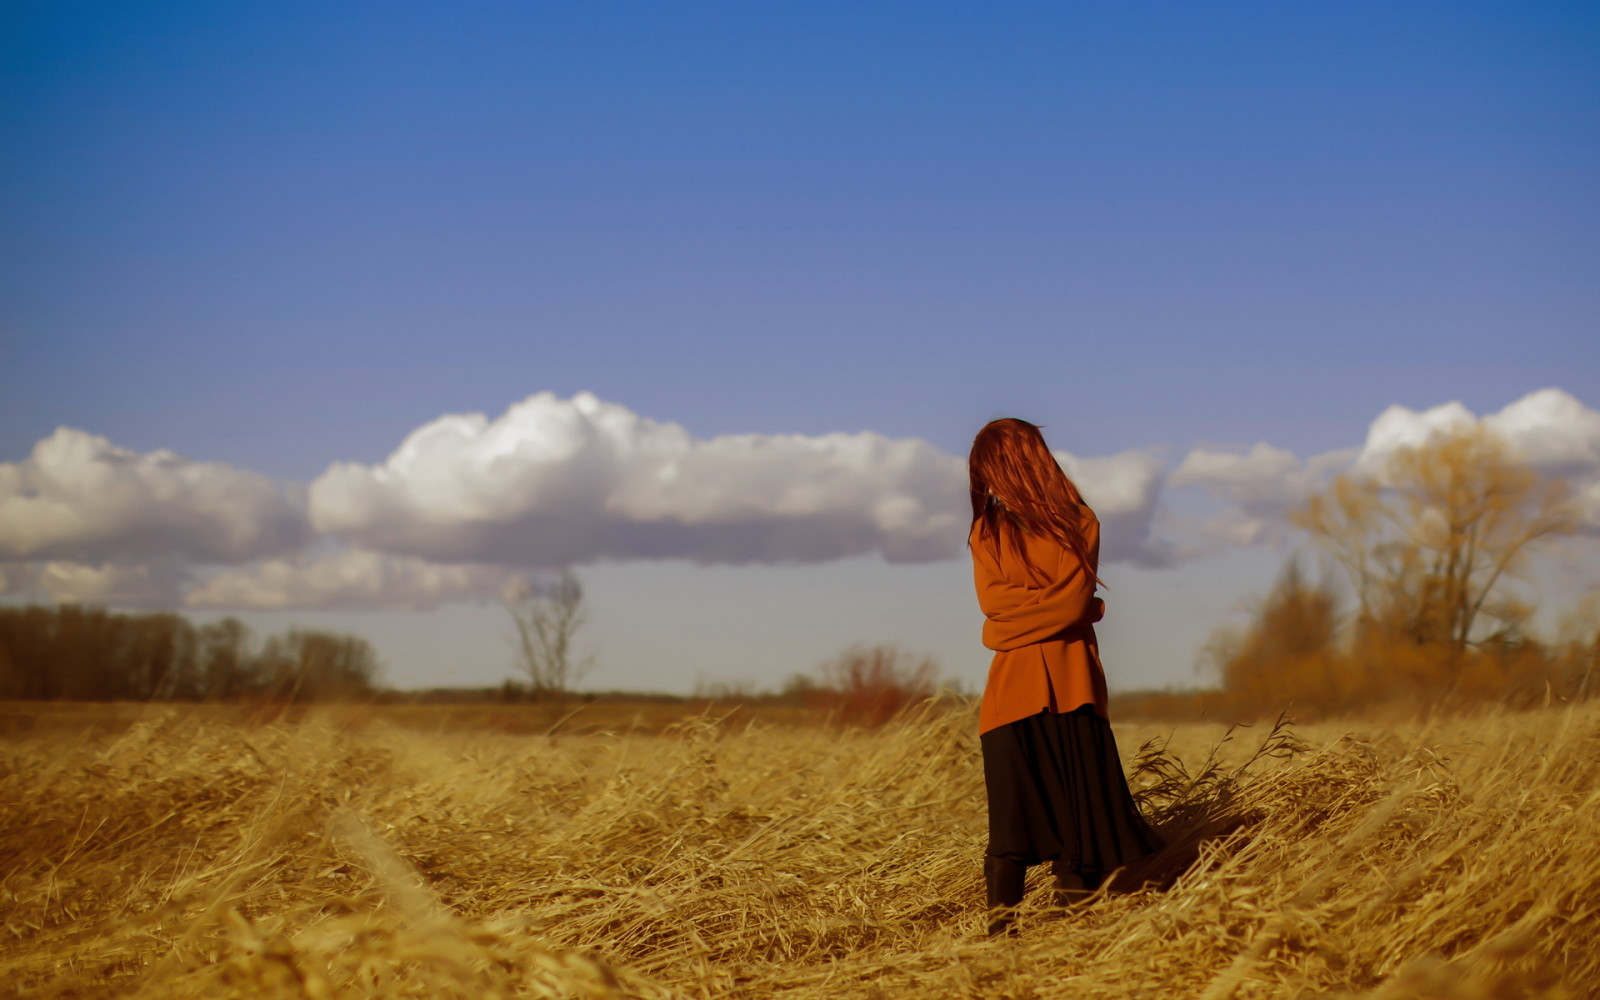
left=3, top=3, right=1598, bottom=693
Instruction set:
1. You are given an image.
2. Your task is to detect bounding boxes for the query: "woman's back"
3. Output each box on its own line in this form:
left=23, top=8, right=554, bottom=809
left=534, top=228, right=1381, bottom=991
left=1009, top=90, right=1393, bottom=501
left=972, top=505, right=1100, bottom=588
left=970, top=510, right=1107, bottom=735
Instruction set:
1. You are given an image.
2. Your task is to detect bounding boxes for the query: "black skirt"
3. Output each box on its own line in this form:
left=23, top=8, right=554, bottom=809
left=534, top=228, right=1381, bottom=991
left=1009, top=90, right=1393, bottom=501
left=981, top=705, right=1163, bottom=878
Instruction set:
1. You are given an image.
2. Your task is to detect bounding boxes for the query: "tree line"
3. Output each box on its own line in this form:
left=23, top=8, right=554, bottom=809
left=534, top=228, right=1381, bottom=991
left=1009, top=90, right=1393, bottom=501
left=0, top=605, right=379, bottom=702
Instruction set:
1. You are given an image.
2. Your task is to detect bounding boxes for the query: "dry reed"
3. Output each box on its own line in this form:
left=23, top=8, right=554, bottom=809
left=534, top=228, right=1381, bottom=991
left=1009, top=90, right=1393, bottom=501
left=2, top=699, right=1595, bottom=998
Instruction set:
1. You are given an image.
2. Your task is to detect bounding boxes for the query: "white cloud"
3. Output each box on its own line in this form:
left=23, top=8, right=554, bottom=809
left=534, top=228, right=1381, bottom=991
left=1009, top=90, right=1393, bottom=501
left=1355, top=389, right=1600, bottom=478
left=1163, top=443, right=1349, bottom=551
left=1483, top=388, right=1600, bottom=474
left=11, top=388, right=1589, bottom=614
left=0, top=559, right=186, bottom=608
left=1172, top=389, right=1600, bottom=547
left=1058, top=449, right=1173, bottom=566
left=311, top=392, right=1170, bottom=567
left=0, top=395, right=1180, bottom=611
left=1354, top=400, right=1477, bottom=471
left=1169, top=442, right=1305, bottom=506
left=185, top=550, right=514, bottom=611
left=1581, top=478, right=1600, bottom=530
left=0, top=428, right=309, bottom=564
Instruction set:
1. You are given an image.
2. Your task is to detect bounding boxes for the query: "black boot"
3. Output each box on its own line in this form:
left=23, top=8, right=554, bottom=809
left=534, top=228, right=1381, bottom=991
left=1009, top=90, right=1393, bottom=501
left=1050, top=860, right=1102, bottom=906
left=984, top=856, right=1026, bottom=937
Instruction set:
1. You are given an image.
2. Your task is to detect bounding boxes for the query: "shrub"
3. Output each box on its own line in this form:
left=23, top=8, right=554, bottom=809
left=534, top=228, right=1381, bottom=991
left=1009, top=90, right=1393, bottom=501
left=811, top=644, right=939, bottom=727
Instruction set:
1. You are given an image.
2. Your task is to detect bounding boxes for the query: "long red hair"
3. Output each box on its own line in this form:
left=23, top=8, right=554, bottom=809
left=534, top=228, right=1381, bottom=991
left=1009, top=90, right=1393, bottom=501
left=968, top=418, right=1100, bottom=583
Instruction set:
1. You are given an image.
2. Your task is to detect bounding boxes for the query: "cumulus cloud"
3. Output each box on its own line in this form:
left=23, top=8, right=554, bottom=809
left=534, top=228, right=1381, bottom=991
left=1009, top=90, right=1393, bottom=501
left=310, top=392, right=1171, bottom=567
left=1170, top=442, right=1305, bottom=506
left=0, top=428, right=309, bottom=564
left=1058, top=450, right=1173, bottom=566
left=14, top=388, right=1588, bottom=613
left=0, top=395, right=1180, bottom=611
left=1582, top=479, right=1600, bottom=530
left=1173, top=388, right=1600, bottom=546
left=185, top=550, right=514, bottom=611
left=1356, top=389, right=1600, bottom=477
left=1483, top=389, right=1600, bottom=474
left=1349, top=390, right=1600, bottom=532
left=1165, top=443, right=1307, bottom=551
left=0, top=559, right=186, bottom=608
left=1353, top=400, right=1478, bottom=471
left=1164, top=443, right=1359, bottom=549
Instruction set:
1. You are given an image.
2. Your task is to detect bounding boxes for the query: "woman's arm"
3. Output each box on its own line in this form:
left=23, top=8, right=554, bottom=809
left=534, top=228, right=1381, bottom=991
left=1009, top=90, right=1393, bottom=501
left=972, top=527, right=1101, bottom=651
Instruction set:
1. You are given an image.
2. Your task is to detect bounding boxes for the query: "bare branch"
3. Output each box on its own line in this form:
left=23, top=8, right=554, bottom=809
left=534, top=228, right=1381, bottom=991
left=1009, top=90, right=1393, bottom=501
left=504, top=567, right=593, bottom=701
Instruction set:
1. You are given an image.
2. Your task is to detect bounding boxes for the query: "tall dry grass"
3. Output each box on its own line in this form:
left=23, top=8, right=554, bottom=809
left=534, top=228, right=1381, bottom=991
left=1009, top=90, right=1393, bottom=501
left=2, top=699, right=1595, bottom=998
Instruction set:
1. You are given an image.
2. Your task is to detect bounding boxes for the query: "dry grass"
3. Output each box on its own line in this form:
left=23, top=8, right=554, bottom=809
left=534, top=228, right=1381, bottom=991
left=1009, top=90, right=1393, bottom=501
left=2, top=699, right=1595, bottom=999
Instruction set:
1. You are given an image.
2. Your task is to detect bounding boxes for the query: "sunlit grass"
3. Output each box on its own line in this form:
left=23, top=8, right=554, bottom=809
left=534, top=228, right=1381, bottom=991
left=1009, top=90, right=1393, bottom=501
left=2, top=699, right=1594, bottom=998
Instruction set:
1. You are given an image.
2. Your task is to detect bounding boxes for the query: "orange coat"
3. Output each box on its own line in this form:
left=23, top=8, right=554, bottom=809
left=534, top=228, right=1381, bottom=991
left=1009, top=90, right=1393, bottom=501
left=970, top=509, right=1108, bottom=735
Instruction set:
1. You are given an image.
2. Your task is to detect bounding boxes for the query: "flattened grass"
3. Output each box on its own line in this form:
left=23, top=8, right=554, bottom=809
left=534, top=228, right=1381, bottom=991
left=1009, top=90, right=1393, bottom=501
left=2, top=700, right=1595, bottom=998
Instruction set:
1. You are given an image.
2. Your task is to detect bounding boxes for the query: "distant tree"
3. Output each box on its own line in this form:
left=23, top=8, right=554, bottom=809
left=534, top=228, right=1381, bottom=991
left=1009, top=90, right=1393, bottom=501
left=1193, top=428, right=1586, bottom=718
left=0, top=605, right=378, bottom=702
left=132, top=612, right=196, bottom=700
left=49, top=604, right=125, bottom=699
left=1294, top=425, right=1578, bottom=659
left=197, top=618, right=257, bottom=698
left=0, top=607, right=50, bottom=699
left=505, top=568, right=593, bottom=701
left=1203, top=560, right=1343, bottom=715
left=259, top=629, right=379, bottom=702
left=778, top=671, right=821, bottom=706
left=1554, top=594, right=1600, bottom=703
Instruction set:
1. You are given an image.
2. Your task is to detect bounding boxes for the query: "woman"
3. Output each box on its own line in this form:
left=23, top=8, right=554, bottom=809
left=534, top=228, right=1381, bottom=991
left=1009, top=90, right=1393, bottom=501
left=968, top=418, right=1162, bottom=935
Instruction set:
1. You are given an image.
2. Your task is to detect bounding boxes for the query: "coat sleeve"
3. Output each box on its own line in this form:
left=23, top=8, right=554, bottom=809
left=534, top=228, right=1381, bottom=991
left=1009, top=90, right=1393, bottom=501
left=972, top=526, right=1103, bottom=652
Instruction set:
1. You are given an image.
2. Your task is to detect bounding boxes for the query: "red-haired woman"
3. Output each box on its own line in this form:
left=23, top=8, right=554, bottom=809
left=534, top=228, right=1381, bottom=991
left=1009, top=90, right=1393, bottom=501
left=968, top=418, right=1162, bottom=935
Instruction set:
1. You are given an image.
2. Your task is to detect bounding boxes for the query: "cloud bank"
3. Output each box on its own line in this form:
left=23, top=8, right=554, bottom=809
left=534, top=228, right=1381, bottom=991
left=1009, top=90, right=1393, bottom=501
left=185, top=551, right=515, bottom=611
left=0, top=559, right=188, bottom=609
left=0, top=428, right=309, bottom=565
left=2, top=388, right=1594, bottom=611
left=308, top=392, right=971, bottom=566
left=1170, top=388, right=1600, bottom=547
left=1358, top=388, right=1600, bottom=476
left=307, top=392, right=1169, bottom=571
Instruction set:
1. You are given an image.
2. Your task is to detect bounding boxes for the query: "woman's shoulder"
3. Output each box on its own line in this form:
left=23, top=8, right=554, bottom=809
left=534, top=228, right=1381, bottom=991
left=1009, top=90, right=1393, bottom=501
left=971, top=509, right=1096, bottom=552
left=1074, top=502, right=1100, bottom=531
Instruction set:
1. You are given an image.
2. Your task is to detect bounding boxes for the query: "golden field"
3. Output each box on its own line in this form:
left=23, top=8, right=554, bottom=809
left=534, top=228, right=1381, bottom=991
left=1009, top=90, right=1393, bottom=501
left=2, top=699, right=1596, bottom=999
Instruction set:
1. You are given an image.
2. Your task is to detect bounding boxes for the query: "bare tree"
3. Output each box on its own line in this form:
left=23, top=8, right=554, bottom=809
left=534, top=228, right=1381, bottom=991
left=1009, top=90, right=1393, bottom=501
left=505, top=568, right=593, bottom=701
left=1294, top=425, right=1578, bottom=657
left=258, top=629, right=380, bottom=702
